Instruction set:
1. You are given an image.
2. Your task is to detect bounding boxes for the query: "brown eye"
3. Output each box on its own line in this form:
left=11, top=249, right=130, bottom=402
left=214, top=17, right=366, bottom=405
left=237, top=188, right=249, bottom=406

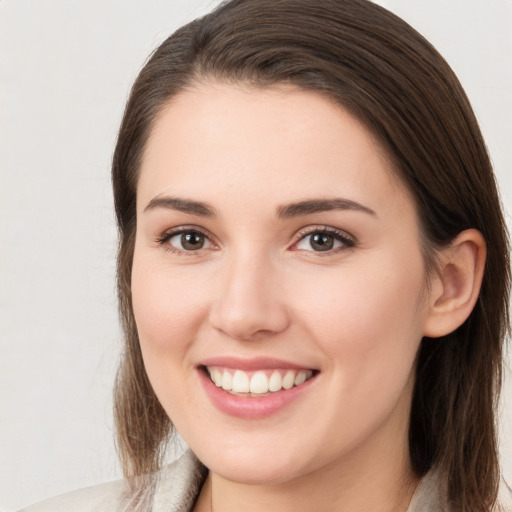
left=294, top=229, right=354, bottom=253
left=181, top=232, right=205, bottom=250
left=309, top=233, right=335, bottom=251
left=167, top=230, right=213, bottom=252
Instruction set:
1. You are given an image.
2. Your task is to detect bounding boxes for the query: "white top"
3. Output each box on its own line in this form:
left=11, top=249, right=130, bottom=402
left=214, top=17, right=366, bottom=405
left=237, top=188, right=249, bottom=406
left=20, top=450, right=512, bottom=512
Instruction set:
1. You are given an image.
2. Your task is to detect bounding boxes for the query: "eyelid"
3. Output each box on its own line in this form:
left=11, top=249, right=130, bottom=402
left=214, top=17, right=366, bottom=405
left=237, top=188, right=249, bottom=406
left=155, top=224, right=356, bottom=256
left=155, top=225, right=218, bottom=254
left=290, top=225, right=356, bottom=253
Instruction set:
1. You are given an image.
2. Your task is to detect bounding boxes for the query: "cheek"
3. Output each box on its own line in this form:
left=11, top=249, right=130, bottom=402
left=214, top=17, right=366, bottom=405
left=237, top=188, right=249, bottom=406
left=291, top=252, right=427, bottom=390
left=130, top=257, right=212, bottom=423
left=131, top=259, right=211, bottom=355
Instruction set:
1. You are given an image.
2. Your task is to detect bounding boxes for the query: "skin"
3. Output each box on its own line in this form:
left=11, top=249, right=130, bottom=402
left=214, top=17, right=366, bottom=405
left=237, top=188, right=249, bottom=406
left=131, top=83, right=485, bottom=512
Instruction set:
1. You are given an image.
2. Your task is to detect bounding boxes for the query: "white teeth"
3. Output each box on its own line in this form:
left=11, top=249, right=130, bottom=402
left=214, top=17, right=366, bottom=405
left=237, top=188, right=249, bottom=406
left=249, top=372, right=269, bottom=394
left=232, top=370, right=250, bottom=393
left=211, top=368, right=222, bottom=387
left=207, top=367, right=314, bottom=395
left=294, top=370, right=307, bottom=386
left=282, top=370, right=295, bottom=390
left=221, top=371, right=233, bottom=391
left=268, top=370, right=282, bottom=392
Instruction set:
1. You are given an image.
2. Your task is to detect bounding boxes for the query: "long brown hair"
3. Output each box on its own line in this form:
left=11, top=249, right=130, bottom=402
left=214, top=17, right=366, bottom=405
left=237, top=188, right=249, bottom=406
left=112, top=1, right=510, bottom=510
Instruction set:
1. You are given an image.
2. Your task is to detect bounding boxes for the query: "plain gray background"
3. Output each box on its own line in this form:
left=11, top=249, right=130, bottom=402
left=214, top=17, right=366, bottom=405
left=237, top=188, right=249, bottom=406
left=1, top=1, right=511, bottom=510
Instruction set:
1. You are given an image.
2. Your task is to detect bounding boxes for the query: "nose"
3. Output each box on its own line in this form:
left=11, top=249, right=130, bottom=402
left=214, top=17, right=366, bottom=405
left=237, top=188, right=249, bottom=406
left=208, top=250, right=290, bottom=341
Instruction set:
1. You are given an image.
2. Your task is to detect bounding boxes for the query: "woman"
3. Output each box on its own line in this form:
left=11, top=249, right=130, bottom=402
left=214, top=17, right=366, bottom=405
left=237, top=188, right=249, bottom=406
left=23, top=0, right=511, bottom=511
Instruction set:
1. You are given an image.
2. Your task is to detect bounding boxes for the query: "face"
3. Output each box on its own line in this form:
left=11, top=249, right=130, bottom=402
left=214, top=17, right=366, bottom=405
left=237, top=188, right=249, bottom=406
left=132, top=83, right=434, bottom=485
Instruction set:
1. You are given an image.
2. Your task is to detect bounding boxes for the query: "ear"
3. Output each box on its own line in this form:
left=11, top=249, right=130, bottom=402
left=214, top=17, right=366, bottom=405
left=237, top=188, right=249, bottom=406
left=422, top=229, right=486, bottom=338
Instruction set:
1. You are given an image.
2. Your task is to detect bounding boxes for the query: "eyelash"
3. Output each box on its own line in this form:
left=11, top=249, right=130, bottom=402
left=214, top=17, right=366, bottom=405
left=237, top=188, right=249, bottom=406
left=292, top=226, right=356, bottom=256
left=155, top=226, right=215, bottom=255
left=155, top=225, right=356, bottom=256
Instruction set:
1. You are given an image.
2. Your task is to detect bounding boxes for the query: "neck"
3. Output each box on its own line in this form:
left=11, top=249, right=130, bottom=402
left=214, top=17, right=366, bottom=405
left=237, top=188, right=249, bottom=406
left=202, top=461, right=418, bottom=512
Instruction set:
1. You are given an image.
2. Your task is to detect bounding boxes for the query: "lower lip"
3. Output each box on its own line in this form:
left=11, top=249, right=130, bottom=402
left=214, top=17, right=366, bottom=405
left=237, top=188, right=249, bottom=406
left=197, top=368, right=317, bottom=419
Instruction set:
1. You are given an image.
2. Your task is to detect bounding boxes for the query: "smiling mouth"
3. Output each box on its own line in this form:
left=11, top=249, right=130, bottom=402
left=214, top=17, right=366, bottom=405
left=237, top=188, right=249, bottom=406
left=203, top=366, right=317, bottom=396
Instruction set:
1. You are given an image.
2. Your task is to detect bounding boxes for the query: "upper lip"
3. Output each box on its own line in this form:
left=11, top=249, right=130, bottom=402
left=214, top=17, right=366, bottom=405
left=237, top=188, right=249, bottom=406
left=199, top=356, right=317, bottom=372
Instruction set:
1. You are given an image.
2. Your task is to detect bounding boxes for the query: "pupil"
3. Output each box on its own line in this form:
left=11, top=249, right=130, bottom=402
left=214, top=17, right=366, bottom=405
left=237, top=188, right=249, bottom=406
left=311, top=233, right=334, bottom=251
left=181, top=232, right=204, bottom=250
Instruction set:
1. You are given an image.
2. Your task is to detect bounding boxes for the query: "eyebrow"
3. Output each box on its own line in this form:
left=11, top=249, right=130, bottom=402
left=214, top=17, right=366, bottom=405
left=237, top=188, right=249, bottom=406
left=144, top=196, right=217, bottom=216
left=143, top=196, right=376, bottom=218
left=276, top=198, right=376, bottom=218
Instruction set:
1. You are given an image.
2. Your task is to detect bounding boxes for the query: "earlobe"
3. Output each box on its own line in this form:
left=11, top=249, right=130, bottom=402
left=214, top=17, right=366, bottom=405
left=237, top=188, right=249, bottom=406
left=422, top=229, right=486, bottom=338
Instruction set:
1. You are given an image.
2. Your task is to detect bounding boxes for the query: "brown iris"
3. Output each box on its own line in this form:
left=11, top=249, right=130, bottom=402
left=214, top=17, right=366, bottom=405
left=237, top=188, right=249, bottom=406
left=180, top=232, right=205, bottom=250
left=309, top=232, right=335, bottom=251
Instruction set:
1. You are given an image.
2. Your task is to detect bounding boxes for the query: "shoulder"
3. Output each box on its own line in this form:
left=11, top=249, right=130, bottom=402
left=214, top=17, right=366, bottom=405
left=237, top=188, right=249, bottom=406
left=496, top=477, right=512, bottom=512
left=18, top=479, right=127, bottom=512
left=408, top=468, right=512, bottom=512
left=19, top=451, right=207, bottom=512
left=407, top=467, right=449, bottom=511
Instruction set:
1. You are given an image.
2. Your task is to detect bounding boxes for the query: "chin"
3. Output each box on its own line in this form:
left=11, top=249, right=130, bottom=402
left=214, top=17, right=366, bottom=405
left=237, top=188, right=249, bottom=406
left=194, top=441, right=310, bottom=485
left=211, top=461, right=305, bottom=486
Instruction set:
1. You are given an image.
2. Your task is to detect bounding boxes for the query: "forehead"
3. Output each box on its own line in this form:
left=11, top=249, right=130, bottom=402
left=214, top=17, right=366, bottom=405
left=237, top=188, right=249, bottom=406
left=137, top=82, right=413, bottom=220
